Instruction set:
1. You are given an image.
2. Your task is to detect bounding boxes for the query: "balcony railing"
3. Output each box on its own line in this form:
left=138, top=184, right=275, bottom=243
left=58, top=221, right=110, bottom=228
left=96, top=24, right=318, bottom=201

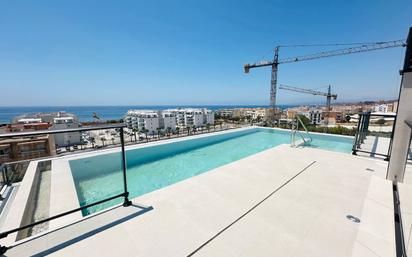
left=352, top=112, right=396, bottom=160
left=0, top=124, right=132, bottom=254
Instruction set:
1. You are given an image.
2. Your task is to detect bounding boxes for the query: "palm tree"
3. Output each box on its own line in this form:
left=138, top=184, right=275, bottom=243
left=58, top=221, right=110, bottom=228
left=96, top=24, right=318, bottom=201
left=156, top=128, right=162, bottom=140
left=79, top=136, right=84, bottom=150
left=100, top=137, right=106, bottom=147
left=90, top=136, right=96, bottom=148
left=166, top=127, right=172, bottom=138
left=186, top=126, right=191, bottom=135
left=111, top=137, right=115, bottom=145
left=176, top=127, right=180, bottom=137
left=206, top=123, right=211, bottom=133
left=132, top=128, right=138, bottom=142
left=192, top=125, right=197, bottom=134
left=140, top=127, right=149, bottom=142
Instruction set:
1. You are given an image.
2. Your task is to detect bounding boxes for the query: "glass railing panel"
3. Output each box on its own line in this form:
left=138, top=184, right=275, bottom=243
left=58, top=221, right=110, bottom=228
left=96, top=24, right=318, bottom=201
left=352, top=113, right=395, bottom=159
left=0, top=125, right=129, bottom=247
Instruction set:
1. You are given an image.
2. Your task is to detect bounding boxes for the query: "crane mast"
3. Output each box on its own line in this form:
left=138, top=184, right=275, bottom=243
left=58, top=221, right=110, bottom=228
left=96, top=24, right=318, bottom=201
left=268, top=47, right=279, bottom=122
left=244, top=39, right=406, bottom=124
left=270, top=47, right=279, bottom=108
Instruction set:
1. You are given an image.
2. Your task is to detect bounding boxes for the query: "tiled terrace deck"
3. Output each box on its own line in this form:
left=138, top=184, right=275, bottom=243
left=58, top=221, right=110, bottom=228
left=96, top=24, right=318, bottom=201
left=5, top=144, right=400, bottom=257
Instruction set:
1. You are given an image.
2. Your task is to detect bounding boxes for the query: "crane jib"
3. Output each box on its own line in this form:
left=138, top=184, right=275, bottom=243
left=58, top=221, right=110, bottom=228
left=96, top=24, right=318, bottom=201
left=244, top=39, right=406, bottom=70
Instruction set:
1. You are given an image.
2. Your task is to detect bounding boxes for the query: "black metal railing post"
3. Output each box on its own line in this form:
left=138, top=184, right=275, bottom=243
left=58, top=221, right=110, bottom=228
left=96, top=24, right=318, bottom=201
left=361, top=112, right=371, bottom=143
left=120, top=127, right=132, bottom=207
left=352, top=114, right=362, bottom=155
left=0, top=124, right=133, bottom=254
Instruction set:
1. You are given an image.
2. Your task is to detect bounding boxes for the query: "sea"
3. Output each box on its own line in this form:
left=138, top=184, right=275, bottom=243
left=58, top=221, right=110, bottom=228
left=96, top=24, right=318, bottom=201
left=0, top=105, right=295, bottom=124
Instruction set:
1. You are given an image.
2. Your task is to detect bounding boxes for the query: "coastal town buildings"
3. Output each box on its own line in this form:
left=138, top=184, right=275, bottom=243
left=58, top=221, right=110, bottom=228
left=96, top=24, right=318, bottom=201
left=165, top=108, right=214, bottom=127
left=373, top=102, right=397, bottom=113
left=3, top=122, right=51, bottom=133
left=217, top=108, right=267, bottom=120
left=216, top=109, right=234, bottom=118
left=6, top=112, right=81, bottom=148
left=0, top=135, right=56, bottom=163
left=125, top=108, right=215, bottom=133
left=281, top=100, right=398, bottom=125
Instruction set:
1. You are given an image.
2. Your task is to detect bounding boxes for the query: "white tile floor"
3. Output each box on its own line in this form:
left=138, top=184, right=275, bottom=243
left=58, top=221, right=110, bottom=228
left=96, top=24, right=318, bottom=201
left=5, top=145, right=398, bottom=257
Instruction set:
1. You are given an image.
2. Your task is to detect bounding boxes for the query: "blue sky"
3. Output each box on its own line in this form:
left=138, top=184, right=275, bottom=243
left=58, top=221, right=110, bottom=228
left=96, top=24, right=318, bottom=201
left=0, top=0, right=411, bottom=106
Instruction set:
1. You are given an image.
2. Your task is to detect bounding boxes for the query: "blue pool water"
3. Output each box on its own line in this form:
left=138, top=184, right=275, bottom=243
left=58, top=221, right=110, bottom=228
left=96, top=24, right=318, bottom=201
left=69, top=128, right=353, bottom=215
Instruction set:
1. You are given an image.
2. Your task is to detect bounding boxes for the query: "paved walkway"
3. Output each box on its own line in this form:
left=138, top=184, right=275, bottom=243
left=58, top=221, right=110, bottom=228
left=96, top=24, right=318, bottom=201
left=6, top=145, right=395, bottom=257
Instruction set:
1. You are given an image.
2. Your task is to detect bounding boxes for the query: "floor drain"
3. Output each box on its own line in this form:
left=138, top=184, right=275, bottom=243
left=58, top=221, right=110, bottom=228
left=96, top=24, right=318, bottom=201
left=346, top=215, right=361, bottom=223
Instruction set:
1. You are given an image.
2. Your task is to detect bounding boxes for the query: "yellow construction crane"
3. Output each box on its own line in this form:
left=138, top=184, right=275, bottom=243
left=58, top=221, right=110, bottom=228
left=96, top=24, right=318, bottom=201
left=278, top=84, right=337, bottom=125
left=244, top=40, right=406, bottom=123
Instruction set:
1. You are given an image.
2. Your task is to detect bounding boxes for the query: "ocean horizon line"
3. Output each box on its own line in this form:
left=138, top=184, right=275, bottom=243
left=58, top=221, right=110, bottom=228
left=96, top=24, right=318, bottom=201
left=0, top=104, right=296, bottom=124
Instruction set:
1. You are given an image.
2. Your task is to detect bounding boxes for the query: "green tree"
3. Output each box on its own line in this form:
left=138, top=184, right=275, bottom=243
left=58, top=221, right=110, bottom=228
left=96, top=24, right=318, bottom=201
left=297, top=115, right=311, bottom=127
left=100, top=137, right=106, bottom=147
left=132, top=128, right=139, bottom=142
left=176, top=127, right=180, bottom=137
left=186, top=126, right=191, bottom=135
left=206, top=123, right=211, bottom=133
left=79, top=135, right=84, bottom=150
left=156, top=128, right=162, bottom=139
left=89, top=136, right=95, bottom=148
left=140, top=127, right=148, bottom=142
left=144, top=128, right=149, bottom=141
left=167, top=127, right=172, bottom=137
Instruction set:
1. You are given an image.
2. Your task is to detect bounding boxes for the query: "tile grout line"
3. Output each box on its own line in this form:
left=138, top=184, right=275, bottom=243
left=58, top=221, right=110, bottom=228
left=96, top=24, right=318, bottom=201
left=186, top=160, right=317, bottom=257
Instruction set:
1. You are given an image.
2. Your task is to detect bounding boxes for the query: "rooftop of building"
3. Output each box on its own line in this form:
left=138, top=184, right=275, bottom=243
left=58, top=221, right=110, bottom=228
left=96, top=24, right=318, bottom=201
left=12, top=112, right=79, bottom=124
left=2, top=138, right=409, bottom=257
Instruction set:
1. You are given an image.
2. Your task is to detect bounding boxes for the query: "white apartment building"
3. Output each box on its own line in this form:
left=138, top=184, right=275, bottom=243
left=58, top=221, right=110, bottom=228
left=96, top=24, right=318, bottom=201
left=298, top=109, right=323, bottom=125
left=166, top=108, right=214, bottom=128
left=244, top=108, right=266, bottom=120
left=309, top=110, right=323, bottom=125
left=160, top=112, right=176, bottom=130
left=203, top=109, right=214, bottom=125
left=125, top=110, right=160, bottom=134
left=173, top=110, right=187, bottom=127
left=374, top=104, right=389, bottom=113
left=125, top=108, right=214, bottom=132
left=184, top=109, right=204, bottom=127
left=217, top=109, right=234, bottom=118
left=13, top=111, right=81, bottom=147
left=51, top=116, right=81, bottom=147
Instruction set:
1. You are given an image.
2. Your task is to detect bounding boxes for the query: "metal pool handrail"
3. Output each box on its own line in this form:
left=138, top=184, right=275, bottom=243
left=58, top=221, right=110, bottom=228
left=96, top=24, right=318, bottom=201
left=0, top=124, right=132, bottom=254
left=291, top=115, right=312, bottom=147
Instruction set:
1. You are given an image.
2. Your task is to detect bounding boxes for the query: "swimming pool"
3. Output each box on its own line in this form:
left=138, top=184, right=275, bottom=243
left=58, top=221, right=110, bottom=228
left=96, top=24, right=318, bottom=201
left=69, top=128, right=353, bottom=215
